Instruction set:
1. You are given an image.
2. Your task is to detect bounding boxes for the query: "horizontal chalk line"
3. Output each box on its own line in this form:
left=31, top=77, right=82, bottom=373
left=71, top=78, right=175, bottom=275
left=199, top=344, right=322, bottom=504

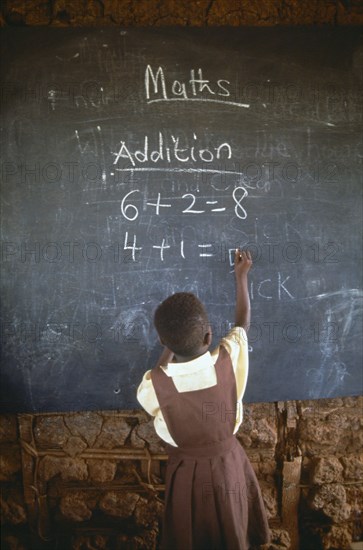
left=147, top=98, right=250, bottom=108
left=114, top=167, right=245, bottom=176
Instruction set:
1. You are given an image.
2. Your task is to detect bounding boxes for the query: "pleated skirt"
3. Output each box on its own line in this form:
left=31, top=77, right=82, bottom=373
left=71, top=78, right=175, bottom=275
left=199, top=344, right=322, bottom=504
left=161, top=436, right=270, bottom=550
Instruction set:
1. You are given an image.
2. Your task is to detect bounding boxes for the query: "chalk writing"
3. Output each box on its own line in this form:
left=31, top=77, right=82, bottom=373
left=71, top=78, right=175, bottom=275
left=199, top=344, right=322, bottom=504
left=145, top=65, right=250, bottom=108
left=1, top=240, right=341, bottom=266
left=120, top=190, right=140, bottom=221
left=145, top=65, right=230, bottom=99
left=146, top=193, right=172, bottom=215
left=124, top=232, right=142, bottom=262
left=118, top=188, right=248, bottom=221
left=112, top=132, right=232, bottom=167
left=249, top=273, right=295, bottom=301
left=2, top=159, right=347, bottom=186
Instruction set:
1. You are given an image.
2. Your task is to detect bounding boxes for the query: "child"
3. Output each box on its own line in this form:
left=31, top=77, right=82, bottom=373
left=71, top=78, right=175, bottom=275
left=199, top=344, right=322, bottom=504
left=137, top=249, right=270, bottom=550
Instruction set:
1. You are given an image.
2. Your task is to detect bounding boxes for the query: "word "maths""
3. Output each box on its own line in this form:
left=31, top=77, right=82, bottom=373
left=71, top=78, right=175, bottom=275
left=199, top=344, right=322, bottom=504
left=145, top=65, right=231, bottom=101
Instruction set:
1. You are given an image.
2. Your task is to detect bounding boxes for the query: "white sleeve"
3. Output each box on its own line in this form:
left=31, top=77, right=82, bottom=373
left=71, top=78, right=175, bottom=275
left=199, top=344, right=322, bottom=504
left=136, top=369, right=178, bottom=446
left=136, top=370, right=160, bottom=417
left=219, top=326, right=249, bottom=401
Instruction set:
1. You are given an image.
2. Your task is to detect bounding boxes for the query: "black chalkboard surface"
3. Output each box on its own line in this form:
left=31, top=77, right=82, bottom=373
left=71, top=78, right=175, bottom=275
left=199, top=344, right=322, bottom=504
left=1, top=27, right=362, bottom=413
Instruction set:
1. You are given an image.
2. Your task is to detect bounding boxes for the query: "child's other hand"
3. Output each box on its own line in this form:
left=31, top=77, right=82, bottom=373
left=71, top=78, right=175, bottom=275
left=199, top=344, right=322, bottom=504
left=159, top=346, right=174, bottom=366
left=234, top=249, right=252, bottom=278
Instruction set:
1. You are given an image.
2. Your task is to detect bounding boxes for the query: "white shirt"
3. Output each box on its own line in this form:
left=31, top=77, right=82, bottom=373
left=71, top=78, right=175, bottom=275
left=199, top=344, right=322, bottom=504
left=137, top=326, right=249, bottom=447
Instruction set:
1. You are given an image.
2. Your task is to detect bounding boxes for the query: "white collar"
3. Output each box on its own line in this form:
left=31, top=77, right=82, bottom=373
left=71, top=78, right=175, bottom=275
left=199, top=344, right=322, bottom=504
left=161, top=351, right=216, bottom=377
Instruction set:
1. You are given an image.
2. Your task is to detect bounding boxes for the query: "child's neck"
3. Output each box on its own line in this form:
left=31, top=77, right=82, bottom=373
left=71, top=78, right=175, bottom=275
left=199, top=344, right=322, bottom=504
left=173, top=346, right=209, bottom=363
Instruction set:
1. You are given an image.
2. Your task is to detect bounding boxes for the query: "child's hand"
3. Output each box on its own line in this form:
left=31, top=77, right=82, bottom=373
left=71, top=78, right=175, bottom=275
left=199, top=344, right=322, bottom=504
left=158, top=346, right=174, bottom=367
left=234, top=249, right=252, bottom=278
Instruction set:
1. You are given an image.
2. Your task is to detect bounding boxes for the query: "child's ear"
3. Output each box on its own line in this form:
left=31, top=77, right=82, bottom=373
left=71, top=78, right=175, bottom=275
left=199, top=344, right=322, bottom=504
left=204, top=329, right=212, bottom=346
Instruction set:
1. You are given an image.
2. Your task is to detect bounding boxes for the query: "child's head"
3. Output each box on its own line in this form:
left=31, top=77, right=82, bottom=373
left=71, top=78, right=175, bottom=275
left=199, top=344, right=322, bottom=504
left=154, top=292, right=210, bottom=357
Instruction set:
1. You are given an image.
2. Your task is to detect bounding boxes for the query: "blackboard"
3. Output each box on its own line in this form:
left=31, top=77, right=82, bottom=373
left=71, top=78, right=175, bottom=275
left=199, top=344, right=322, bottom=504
left=1, top=27, right=362, bottom=413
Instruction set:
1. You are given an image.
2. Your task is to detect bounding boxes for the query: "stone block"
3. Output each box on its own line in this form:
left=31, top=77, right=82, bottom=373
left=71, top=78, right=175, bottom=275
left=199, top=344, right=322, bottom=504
left=310, top=456, right=344, bottom=484
left=260, top=481, right=278, bottom=519
left=2, top=1, right=25, bottom=25
left=116, top=461, right=139, bottom=484
left=131, top=420, right=166, bottom=454
left=39, top=455, right=61, bottom=481
left=309, top=483, right=351, bottom=522
left=39, top=456, right=88, bottom=482
left=60, top=491, right=94, bottom=522
left=93, top=416, right=131, bottom=449
left=99, top=491, right=140, bottom=518
left=72, top=534, right=109, bottom=550
left=58, top=457, right=89, bottom=481
left=34, top=416, right=70, bottom=447
left=64, top=412, right=103, bottom=447
left=0, top=445, right=21, bottom=481
left=117, top=531, right=158, bottom=550
left=133, top=0, right=190, bottom=26
left=337, top=2, right=363, bottom=25
left=238, top=416, right=277, bottom=449
left=244, top=402, right=276, bottom=422
left=343, top=396, right=363, bottom=409
left=0, top=487, right=27, bottom=525
left=130, top=424, right=147, bottom=449
left=268, top=528, right=291, bottom=549
left=24, top=2, right=51, bottom=25
left=0, top=415, right=18, bottom=442
left=300, top=397, right=343, bottom=418
left=298, top=414, right=357, bottom=455
left=53, top=0, right=82, bottom=20
left=320, top=525, right=353, bottom=550
left=341, top=454, right=363, bottom=480
left=87, top=459, right=117, bottom=482
left=52, top=0, right=103, bottom=26
left=102, top=0, right=135, bottom=25
left=327, top=410, right=361, bottom=432
left=63, top=436, right=88, bottom=458
left=345, top=484, right=363, bottom=511
left=258, top=459, right=276, bottom=478
left=134, top=496, right=163, bottom=528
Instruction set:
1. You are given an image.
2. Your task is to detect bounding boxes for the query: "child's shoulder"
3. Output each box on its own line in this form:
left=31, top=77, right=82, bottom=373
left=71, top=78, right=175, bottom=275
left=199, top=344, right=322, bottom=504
left=220, top=326, right=247, bottom=347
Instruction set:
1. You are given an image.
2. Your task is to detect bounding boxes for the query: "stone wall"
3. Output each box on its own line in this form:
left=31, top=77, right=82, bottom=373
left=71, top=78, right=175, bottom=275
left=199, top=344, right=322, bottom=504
left=1, top=0, right=363, bottom=27
left=298, top=398, right=363, bottom=549
left=1, top=397, right=362, bottom=549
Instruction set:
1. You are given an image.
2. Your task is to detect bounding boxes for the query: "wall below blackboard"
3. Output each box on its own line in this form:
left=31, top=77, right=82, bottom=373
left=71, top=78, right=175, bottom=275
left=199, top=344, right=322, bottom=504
left=1, top=396, right=362, bottom=549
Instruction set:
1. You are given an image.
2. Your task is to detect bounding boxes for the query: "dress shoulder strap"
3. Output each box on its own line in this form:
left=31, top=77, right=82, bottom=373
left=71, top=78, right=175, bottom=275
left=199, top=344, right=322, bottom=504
left=214, top=345, right=234, bottom=383
left=150, top=364, right=176, bottom=402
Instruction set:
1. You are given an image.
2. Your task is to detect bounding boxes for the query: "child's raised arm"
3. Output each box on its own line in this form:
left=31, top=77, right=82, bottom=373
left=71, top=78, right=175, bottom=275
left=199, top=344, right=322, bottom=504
left=234, top=249, right=253, bottom=331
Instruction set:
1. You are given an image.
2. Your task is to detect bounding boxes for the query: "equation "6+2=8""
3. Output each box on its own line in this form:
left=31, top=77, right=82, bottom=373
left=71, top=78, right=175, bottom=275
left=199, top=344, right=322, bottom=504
left=116, top=187, right=248, bottom=221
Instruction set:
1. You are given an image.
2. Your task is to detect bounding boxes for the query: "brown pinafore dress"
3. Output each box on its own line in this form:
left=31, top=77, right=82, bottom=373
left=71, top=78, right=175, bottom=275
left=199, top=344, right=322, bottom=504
left=151, top=345, right=270, bottom=550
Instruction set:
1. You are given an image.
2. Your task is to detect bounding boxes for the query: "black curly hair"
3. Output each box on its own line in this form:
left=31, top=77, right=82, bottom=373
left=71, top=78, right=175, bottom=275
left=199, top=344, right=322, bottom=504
left=154, top=292, right=210, bottom=357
